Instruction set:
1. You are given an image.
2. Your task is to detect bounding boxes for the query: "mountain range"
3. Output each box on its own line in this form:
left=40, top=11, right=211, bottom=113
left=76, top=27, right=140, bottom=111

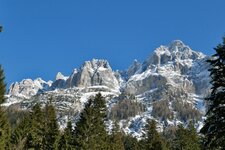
left=3, top=40, right=211, bottom=138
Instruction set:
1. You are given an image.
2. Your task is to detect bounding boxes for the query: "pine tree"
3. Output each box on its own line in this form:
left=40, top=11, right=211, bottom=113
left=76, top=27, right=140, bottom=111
left=92, top=93, right=109, bottom=149
left=173, top=123, right=200, bottom=150
left=29, top=103, right=45, bottom=149
left=123, top=135, right=141, bottom=150
left=57, top=121, right=75, bottom=150
left=0, top=65, right=6, bottom=105
left=0, top=65, right=11, bottom=150
left=144, top=120, right=168, bottom=150
left=75, top=93, right=109, bottom=150
left=200, top=37, right=225, bottom=149
left=110, top=121, right=124, bottom=150
left=0, top=107, right=11, bottom=150
left=42, top=103, right=59, bottom=150
left=75, top=99, right=95, bottom=149
left=173, top=125, right=187, bottom=150
left=64, top=121, right=75, bottom=149
left=187, top=122, right=201, bottom=150
left=26, top=102, right=60, bottom=149
left=11, top=113, right=31, bottom=150
left=57, top=134, right=67, bottom=150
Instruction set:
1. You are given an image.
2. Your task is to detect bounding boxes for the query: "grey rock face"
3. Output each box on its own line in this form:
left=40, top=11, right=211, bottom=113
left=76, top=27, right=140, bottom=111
left=125, top=74, right=168, bottom=95
left=8, top=78, right=52, bottom=98
left=127, top=60, right=142, bottom=78
left=124, top=40, right=209, bottom=97
left=187, top=58, right=210, bottom=95
left=65, top=59, right=120, bottom=90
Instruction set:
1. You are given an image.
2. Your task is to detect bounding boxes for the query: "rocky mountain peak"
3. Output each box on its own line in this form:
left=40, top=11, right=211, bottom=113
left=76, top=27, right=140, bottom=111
left=8, top=78, right=52, bottom=98
left=62, top=59, right=119, bottom=90
left=168, top=40, right=205, bottom=60
left=82, top=59, right=111, bottom=71
left=144, top=40, right=205, bottom=68
left=56, top=72, right=68, bottom=81
left=168, top=40, right=186, bottom=50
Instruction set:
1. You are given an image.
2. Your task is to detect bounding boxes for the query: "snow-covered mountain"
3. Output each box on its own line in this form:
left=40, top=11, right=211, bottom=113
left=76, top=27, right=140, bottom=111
left=3, top=40, right=211, bottom=137
left=8, top=78, right=52, bottom=99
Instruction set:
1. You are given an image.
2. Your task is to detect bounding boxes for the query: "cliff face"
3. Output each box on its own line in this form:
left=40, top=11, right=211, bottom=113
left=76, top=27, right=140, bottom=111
left=124, top=40, right=209, bottom=96
left=65, top=59, right=119, bottom=90
left=8, top=78, right=52, bottom=99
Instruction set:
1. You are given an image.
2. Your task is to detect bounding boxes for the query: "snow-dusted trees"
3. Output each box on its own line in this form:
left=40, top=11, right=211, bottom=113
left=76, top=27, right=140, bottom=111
left=109, top=95, right=146, bottom=120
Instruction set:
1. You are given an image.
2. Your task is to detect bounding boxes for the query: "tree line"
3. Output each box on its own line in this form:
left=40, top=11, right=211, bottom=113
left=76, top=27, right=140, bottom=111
left=0, top=91, right=201, bottom=150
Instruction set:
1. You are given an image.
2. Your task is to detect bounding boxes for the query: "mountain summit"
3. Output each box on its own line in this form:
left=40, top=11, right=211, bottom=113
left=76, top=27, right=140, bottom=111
left=65, top=59, right=119, bottom=90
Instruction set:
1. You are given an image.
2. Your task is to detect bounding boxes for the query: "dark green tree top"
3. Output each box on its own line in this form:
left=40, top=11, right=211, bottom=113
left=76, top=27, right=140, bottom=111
left=0, top=107, right=11, bottom=150
left=0, top=65, right=6, bottom=104
left=200, top=37, right=225, bottom=149
left=57, top=121, right=75, bottom=150
left=29, top=103, right=45, bottom=149
left=0, top=65, right=10, bottom=149
left=110, top=121, right=125, bottom=150
left=144, top=120, right=168, bottom=150
left=75, top=93, right=109, bottom=150
left=173, top=123, right=201, bottom=150
left=42, top=103, right=59, bottom=150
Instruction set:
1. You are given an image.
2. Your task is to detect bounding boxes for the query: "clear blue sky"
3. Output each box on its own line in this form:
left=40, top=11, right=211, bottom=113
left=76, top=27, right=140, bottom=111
left=0, top=0, right=225, bottom=86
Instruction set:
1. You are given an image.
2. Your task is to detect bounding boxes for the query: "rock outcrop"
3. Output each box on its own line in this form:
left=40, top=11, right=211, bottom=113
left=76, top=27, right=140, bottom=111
left=8, top=78, right=52, bottom=98
left=65, top=59, right=119, bottom=90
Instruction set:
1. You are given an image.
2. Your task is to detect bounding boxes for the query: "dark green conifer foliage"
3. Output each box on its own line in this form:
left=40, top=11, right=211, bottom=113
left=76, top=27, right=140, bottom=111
left=57, top=134, right=67, bottom=150
left=173, top=124, right=200, bottom=150
left=173, top=125, right=187, bottom=150
left=0, top=65, right=6, bottom=104
left=0, top=108, right=11, bottom=150
left=123, top=135, right=141, bottom=150
left=11, top=113, right=31, bottom=150
left=200, top=37, right=225, bottom=149
left=110, top=121, right=124, bottom=150
left=92, top=93, right=109, bottom=149
left=0, top=65, right=11, bottom=150
left=75, top=99, right=94, bottom=149
left=65, top=121, right=75, bottom=149
left=42, top=103, right=59, bottom=150
left=144, top=120, right=168, bottom=150
left=187, top=123, right=201, bottom=150
left=20, top=102, right=60, bottom=149
left=75, top=93, right=109, bottom=150
left=58, top=121, right=75, bottom=150
left=29, top=103, right=45, bottom=149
